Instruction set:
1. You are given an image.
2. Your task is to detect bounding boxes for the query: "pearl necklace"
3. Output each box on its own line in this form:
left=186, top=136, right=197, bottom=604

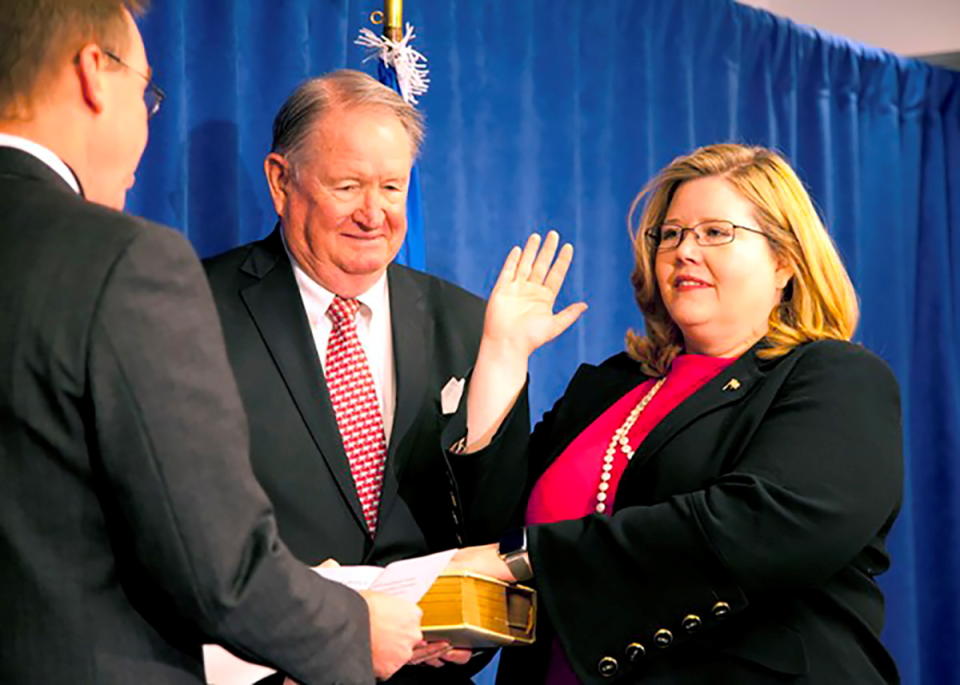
left=595, top=376, right=666, bottom=514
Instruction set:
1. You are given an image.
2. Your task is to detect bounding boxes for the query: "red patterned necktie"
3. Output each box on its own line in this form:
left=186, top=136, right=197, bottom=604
left=325, top=296, right=387, bottom=533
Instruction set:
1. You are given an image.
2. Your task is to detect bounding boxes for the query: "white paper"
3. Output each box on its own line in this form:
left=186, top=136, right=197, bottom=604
left=310, top=564, right=383, bottom=593
left=367, top=549, right=456, bottom=601
left=202, top=549, right=456, bottom=684
left=203, top=645, right=275, bottom=685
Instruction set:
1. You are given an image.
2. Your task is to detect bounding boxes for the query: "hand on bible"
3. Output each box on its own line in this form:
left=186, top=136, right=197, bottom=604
left=408, top=640, right=474, bottom=667
left=447, top=543, right=516, bottom=583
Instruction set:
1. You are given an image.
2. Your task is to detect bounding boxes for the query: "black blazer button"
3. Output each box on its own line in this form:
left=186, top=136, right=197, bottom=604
left=598, top=656, right=619, bottom=677
left=712, top=601, right=731, bottom=619
left=653, top=628, right=673, bottom=647
left=625, top=642, right=646, bottom=661
left=681, top=614, right=702, bottom=632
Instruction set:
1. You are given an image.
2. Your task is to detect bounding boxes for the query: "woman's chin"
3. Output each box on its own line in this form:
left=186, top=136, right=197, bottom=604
left=667, top=309, right=715, bottom=332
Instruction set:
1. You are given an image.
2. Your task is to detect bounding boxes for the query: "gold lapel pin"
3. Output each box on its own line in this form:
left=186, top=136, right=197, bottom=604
left=722, top=378, right=741, bottom=392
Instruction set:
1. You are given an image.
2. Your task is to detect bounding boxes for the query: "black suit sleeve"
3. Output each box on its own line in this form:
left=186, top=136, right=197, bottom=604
left=527, top=342, right=902, bottom=679
left=86, top=225, right=373, bottom=684
left=441, top=372, right=532, bottom=544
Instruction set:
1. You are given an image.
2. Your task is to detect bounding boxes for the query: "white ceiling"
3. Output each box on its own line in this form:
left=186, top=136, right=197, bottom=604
left=737, top=0, right=960, bottom=58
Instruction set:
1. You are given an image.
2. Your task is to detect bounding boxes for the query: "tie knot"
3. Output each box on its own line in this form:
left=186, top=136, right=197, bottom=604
left=328, top=296, right=362, bottom=328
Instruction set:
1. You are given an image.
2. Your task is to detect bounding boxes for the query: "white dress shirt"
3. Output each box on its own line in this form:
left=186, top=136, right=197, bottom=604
left=0, top=133, right=81, bottom=194
left=284, top=242, right=397, bottom=444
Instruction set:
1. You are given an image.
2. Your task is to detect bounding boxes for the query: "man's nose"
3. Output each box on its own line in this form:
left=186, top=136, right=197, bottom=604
left=353, top=192, right=386, bottom=229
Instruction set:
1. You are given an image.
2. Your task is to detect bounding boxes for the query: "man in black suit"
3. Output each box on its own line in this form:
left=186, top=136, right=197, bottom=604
left=0, top=3, right=422, bottom=683
left=204, top=70, right=529, bottom=682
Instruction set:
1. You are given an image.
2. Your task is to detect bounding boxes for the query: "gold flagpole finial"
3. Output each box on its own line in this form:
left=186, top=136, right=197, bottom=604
left=383, top=0, right=403, bottom=41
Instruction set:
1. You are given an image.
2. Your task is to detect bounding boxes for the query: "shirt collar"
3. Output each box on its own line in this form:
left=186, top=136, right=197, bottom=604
left=281, top=229, right=390, bottom=320
left=0, top=133, right=81, bottom=195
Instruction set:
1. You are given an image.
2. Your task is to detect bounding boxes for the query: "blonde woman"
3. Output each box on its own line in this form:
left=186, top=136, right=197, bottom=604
left=451, top=144, right=902, bottom=684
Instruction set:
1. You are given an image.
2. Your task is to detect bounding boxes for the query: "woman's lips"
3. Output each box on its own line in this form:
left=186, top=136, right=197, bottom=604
left=673, top=275, right=712, bottom=290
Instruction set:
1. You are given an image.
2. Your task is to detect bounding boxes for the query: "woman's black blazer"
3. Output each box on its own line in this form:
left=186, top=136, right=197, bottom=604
left=496, top=340, right=902, bottom=684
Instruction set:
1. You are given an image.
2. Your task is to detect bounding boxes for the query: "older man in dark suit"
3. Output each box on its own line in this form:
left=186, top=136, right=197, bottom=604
left=0, top=3, right=422, bottom=683
left=203, top=70, right=533, bottom=683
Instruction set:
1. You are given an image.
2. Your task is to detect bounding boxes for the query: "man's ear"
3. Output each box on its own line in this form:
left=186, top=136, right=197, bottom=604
left=264, top=152, right=292, bottom=217
left=74, top=44, right=109, bottom=115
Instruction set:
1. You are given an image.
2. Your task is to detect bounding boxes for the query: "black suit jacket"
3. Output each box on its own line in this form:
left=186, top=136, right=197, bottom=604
left=203, top=230, right=527, bottom=683
left=496, top=340, right=902, bottom=684
left=0, top=148, right=372, bottom=684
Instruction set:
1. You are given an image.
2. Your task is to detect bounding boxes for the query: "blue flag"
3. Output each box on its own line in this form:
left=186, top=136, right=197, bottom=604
left=375, top=60, right=426, bottom=271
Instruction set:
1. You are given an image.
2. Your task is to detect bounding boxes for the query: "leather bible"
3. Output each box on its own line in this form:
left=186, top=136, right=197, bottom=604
left=418, top=571, right=537, bottom=648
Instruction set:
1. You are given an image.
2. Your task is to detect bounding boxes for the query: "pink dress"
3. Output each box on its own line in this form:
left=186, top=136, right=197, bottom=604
left=525, top=354, right=736, bottom=684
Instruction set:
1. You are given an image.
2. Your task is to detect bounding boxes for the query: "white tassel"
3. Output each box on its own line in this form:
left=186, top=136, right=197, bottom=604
left=355, top=23, right=430, bottom=105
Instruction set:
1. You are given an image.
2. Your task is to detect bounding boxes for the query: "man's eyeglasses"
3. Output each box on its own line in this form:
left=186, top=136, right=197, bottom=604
left=646, top=220, right=769, bottom=251
left=103, top=49, right=165, bottom=119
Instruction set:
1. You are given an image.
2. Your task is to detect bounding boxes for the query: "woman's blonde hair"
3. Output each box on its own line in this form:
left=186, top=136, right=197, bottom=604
left=627, top=143, right=859, bottom=376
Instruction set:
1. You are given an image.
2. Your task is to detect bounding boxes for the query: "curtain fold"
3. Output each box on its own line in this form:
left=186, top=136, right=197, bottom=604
left=129, top=2, right=960, bottom=683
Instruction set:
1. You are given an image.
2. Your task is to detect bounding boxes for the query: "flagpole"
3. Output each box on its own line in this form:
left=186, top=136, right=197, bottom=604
left=359, top=0, right=426, bottom=270
left=384, top=0, right=403, bottom=41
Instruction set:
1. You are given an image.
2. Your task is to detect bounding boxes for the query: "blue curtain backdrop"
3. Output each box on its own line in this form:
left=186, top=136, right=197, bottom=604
left=130, top=1, right=960, bottom=683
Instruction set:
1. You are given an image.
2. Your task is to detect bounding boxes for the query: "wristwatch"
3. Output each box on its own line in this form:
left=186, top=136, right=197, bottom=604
left=498, top=528, right=533, bottom=582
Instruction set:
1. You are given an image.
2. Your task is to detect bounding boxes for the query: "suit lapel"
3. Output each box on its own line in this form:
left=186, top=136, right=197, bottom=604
left=238, top=229, right=368, bottom=533
left=561, top=360, right=647, bottom=454
left=629, top=347, right=766, bottom=469
left=554, top=348, right=766, bottom=509
left=386, top=265, right=431, bottom=458
left=376, top=265, right=433, bottom=526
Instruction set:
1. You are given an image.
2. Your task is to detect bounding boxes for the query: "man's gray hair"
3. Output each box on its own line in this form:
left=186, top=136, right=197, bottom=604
left=270, top=69, right=425, bottom=162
